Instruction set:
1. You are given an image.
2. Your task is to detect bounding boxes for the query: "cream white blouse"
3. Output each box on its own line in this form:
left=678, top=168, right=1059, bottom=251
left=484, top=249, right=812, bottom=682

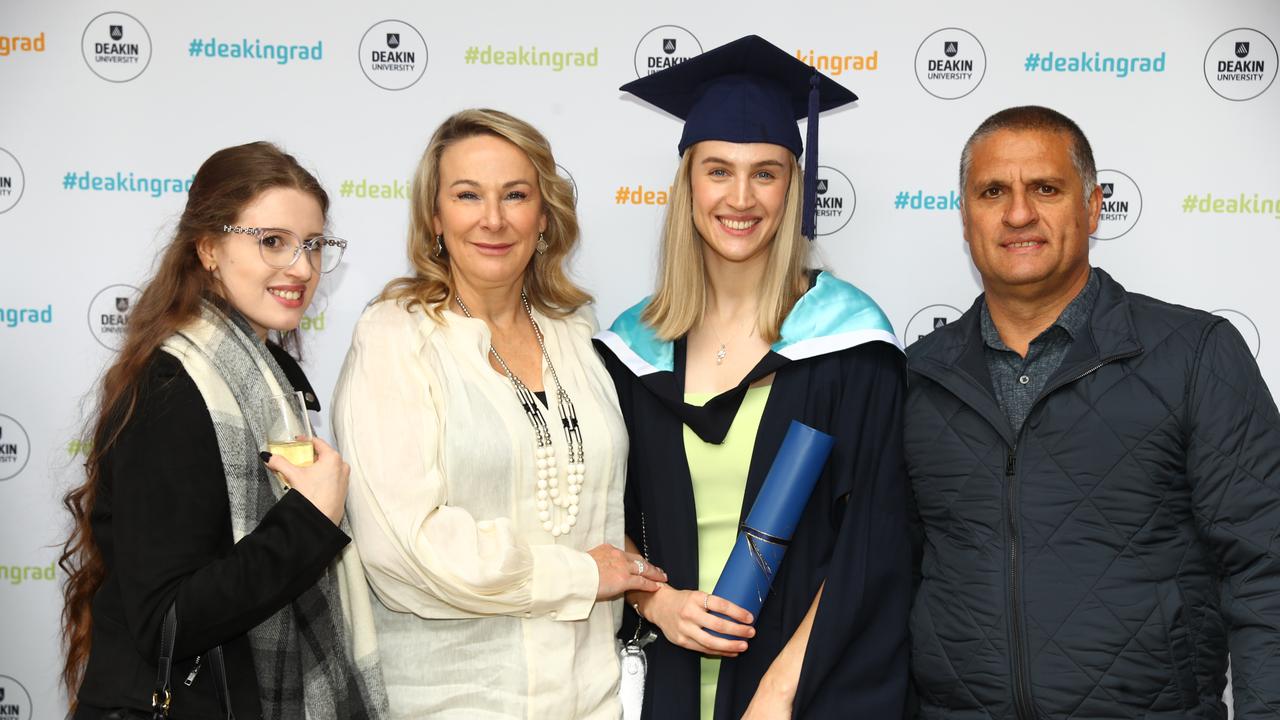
left=332, top=299, right=627, bottom=719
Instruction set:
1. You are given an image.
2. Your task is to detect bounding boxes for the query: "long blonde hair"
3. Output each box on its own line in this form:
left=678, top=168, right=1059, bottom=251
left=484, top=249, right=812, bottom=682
left=641, top=147, right=809, bottom=343
left=380, top=108, right=590, bottom=318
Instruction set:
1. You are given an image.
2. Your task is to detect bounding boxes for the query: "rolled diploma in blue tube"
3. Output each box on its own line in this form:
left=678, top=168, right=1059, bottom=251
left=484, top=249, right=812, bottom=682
left=706, top=420, right=835, bottom=640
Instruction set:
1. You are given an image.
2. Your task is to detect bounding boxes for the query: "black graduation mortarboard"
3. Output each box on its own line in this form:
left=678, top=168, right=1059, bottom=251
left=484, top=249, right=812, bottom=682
left=620, top=34, right=858, bottom=239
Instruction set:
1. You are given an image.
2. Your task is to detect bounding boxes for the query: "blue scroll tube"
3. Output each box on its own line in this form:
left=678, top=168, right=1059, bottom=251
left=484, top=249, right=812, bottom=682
left=707, top=420, right=835, bottom=639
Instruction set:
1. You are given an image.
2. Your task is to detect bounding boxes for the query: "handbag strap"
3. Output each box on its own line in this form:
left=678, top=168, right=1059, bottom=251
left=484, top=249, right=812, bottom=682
left=151, top=605, right=177, bottom=719
left=209, top=645, right=234, bottom=719
left=151, top=603, right=236, bottom=719
left=627, top=513, right=658, bottom=648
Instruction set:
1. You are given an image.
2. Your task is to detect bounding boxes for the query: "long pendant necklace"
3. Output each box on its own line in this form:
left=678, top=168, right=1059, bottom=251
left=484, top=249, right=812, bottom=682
left=455, top=292, right=586, bottom=537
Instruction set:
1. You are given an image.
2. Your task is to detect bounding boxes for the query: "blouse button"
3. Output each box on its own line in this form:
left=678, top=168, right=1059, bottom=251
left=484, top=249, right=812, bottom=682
left=1018, top=375, right=1030, bottom=385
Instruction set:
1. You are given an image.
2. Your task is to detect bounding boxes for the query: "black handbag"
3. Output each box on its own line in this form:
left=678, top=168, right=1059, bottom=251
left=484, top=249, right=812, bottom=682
left=149, top=603, right=235, bottom=719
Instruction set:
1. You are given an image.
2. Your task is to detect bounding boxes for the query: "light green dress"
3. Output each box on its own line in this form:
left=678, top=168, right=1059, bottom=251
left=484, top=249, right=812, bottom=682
left=682, top=384, right=771, bottom=719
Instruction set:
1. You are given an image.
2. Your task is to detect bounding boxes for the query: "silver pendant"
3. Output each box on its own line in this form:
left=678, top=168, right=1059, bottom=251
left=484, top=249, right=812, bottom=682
left=715, top=344, right=726, bottom=365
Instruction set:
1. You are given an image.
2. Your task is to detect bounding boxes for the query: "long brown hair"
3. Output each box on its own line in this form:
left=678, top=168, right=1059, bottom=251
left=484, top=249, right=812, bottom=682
left=380, top=108, right=590, bottom=319
left=58, top=141, right=329, bottom=702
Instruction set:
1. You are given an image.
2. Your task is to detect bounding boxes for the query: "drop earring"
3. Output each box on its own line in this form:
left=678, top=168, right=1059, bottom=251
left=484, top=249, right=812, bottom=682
left=435, top=234, right=445, bottom=257
left=535, top=232, right=548, bottom=256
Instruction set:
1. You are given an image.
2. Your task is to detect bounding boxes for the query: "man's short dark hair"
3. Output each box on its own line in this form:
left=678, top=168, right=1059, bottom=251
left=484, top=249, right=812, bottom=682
left=959, top=105, right=1097, bottom=207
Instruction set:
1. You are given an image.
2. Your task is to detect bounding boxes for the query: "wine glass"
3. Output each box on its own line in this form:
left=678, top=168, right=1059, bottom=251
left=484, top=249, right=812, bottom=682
left=260, top=390, right=314, bottom=487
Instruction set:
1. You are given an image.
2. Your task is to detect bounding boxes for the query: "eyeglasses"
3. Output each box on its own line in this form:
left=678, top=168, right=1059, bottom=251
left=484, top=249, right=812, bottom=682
left=221, top=225, right=347, bottom=274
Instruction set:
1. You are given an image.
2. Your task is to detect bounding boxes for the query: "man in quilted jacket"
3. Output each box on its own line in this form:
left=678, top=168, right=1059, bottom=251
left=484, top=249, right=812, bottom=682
left=905, top=105, right=1280, bottom=719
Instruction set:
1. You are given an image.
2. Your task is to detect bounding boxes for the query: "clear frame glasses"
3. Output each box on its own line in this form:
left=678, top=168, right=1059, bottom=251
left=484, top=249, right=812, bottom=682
left=222, top=224, right=347, bottom=274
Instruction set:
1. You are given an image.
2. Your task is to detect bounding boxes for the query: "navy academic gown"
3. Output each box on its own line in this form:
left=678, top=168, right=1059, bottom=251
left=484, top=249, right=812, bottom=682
left=594, top=272, right=911, bottom=719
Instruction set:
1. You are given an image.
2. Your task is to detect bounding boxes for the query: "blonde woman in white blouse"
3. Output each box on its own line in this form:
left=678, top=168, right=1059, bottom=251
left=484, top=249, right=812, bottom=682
left=332, top=109, right=667, bottom=719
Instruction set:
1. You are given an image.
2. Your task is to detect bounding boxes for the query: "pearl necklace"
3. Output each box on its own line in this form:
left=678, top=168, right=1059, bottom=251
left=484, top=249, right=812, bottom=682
left=455, top=292, right=586, bottom=537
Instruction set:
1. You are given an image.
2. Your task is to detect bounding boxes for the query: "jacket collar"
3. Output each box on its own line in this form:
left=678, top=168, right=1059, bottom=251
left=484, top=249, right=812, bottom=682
left=907, top=267, right=1142, bottom=443
left=266, top=342, right=321, bottom=411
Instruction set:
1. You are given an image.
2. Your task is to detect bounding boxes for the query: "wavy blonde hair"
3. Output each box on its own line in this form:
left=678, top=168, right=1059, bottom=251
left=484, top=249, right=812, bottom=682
left=641, top=146, right=809, bottom=343
left=380, top=108, right=589, bottom=318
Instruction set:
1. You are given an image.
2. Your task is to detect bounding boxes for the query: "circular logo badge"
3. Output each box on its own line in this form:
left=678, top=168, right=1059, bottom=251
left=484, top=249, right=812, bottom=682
left=633, top=25, right=702, bottom=78
left=358, top=19, right=428, bottom=91
left=903, top=304, right=964, bottom=347
left=914, top=28, right=986, bottom=100
left=1204, top=28, right=1278, bottom=102
left=1092, top=169, right=1143, bottom=241
left=87, top=284, right=141, bottom=350
left=0, top=147, right=25, bottom=215
left=0, top=676, right=32, bottom=719
left=813, top=165, right=857, bottom=237
left=0, top=415, right=32, bottom=482
left=81, top=11, right=152, bottom=83
left=555, top=163, right=579, bottom=206
left=1211, top=308, right=1261, bottom=359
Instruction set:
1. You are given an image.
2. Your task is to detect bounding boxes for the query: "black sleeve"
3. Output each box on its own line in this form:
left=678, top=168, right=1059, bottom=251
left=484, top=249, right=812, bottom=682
left=796, top=343, right=911, bottom=717
left=1185, top=320, right=1280, bottom=717
left=903, top=368, right=925, bottom=719
left=109, top=355, right=349, bottom=659
left=595, top=341, right=647, bottom=643
left=904, top=448, right=925, bottom=719
left=595, top=341, right=645, bottom=547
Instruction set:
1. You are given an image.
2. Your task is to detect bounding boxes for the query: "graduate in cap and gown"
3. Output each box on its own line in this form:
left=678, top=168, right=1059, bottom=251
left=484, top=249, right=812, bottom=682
left=594, top=35, right=910, bottom=719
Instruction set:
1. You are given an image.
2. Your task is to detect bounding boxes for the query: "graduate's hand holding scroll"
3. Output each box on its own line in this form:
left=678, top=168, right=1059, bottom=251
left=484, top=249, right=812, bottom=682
left=590, top=544, right=668, bottom=601
left=634, top=587, right=756, bottom=657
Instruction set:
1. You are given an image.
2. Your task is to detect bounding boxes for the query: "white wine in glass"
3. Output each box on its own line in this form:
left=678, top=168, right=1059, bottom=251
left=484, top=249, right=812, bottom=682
left=261, top=390, right=314, bottom=487
left=267, top=438, right=315, bottom=467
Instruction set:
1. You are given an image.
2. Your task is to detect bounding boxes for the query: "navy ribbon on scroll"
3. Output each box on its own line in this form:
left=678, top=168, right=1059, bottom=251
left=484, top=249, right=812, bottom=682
left=707, top=420, right=834, bottom=639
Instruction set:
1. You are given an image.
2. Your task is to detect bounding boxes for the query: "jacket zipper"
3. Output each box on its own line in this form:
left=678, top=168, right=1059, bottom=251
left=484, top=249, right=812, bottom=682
left=1004, top=356, right=1128, bottom=720
left=1006, top=447, right=1036, bottom=720
left=184, top=654, right=202, bottom=686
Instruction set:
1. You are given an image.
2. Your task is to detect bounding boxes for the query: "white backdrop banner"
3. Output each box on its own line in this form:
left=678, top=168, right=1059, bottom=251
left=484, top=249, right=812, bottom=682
left=2, top=1, right=1277, bottom=716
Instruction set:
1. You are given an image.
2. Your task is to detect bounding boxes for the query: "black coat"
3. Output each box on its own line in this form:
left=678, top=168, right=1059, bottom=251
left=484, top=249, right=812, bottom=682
left=75, top=346, right=349, bottom=720
left=905, top=268, right=1280, bottom=719
left=598, top=336, right=911, bottom=719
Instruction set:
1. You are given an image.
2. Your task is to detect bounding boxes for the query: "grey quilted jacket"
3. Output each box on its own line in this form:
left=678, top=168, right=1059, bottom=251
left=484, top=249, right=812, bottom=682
left=904, top=269, right=1280, bottom=719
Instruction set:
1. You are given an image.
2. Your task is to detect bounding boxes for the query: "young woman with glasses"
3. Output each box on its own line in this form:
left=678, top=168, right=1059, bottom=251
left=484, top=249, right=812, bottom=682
left=59, top=142, right=387, bottom=719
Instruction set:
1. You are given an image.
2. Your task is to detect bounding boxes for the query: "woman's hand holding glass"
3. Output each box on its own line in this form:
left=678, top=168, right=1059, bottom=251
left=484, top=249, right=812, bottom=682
left=262, top=436, right=350, bottom=526
left=260, top=391, right=349, bottom=525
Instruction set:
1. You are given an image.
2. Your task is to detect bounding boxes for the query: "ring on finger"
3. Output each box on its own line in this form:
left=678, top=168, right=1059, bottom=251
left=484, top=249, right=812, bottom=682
left=634, top=559, right=646, bottom=575
left=703, top=592, right=710, bottom=612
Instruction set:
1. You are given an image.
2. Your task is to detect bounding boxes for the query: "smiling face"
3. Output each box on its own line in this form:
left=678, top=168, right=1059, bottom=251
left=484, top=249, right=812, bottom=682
left=433, top=134, right=547, bottom=297
left=688, top=140, right=793, bottom=269
left=962, top=128, right=1101, bottom=299
left=198, top=186, right=324, bottom=339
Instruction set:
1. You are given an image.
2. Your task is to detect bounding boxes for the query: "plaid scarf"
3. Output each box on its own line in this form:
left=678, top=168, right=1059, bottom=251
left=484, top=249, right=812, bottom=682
left=161, top=300, right=388, bottom=720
